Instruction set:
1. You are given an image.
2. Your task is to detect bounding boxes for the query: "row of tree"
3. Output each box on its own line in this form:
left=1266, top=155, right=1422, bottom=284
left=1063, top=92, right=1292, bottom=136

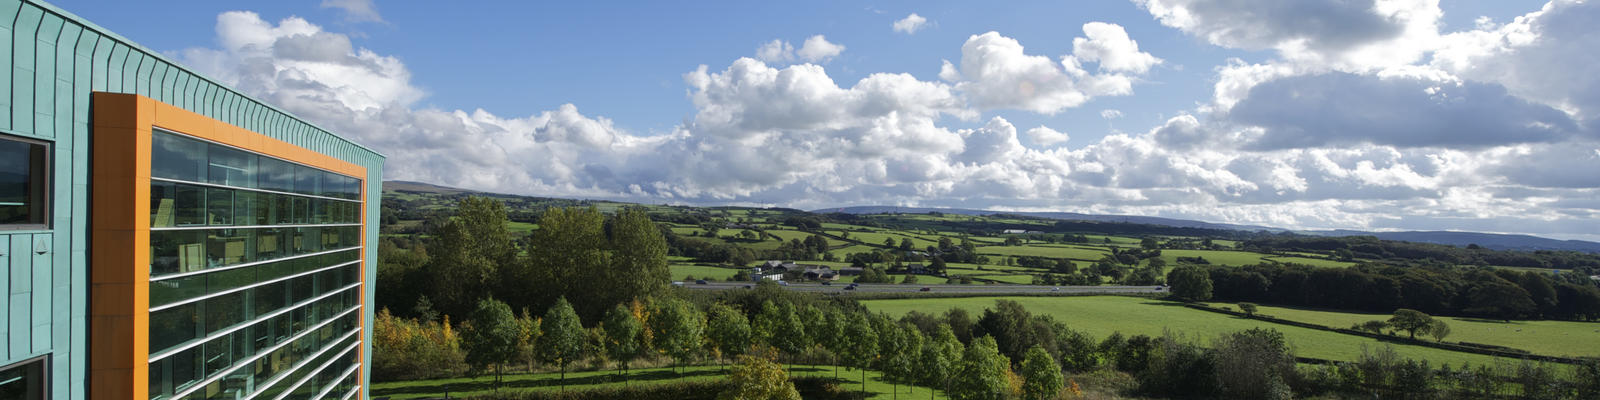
left=1165, top=263, right=1600, bottom=321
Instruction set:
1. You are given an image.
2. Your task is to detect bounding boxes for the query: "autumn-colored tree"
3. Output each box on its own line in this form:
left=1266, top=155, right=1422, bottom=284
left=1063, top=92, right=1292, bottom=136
left=718, top=355, right=802, bottom=400
left=602, top=304, right=644, bottom=376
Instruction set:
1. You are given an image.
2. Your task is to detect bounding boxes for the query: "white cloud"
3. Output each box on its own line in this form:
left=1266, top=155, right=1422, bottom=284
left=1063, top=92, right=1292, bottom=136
left=174, top=5, right=1600, bottom=241
left=1133, top=0, right=1442, bottom=70
left=755, top=39, right=794, bottom=63
left=319, top=0, right=382, bottom=23
left=1026, top=125, right=1071, bottom=146
left=797, top=35, right=845, bottom=63
left=1072, top=22, right=1163, bottom=73
left=1100, top=109, right=1123, bottom=119
left=893, top=13, right=929, bottom=34
left=943, top=27, right=1157, bottom=114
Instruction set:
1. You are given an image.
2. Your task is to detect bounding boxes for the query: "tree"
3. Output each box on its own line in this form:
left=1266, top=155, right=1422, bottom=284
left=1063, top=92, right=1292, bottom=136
left=1167, top=265, right=1213, bottom=302
left=1212, top=328, right=1295, bottom=400
left=1019, top=345, right=1063, bottom=400
left=651, top=298, right=706, bottom=378
left=1466, top=281, right=1537, bottom=322
left=706, top=303, right=752, bottom=367
left=1141, top=237, right=1159, bottom=250
left=1428, top=319, right=1451, bottom=343
left=515, top=308, right=541, bottom=372
left=1388, top=309, right=1435, bottom=339
left=929, top=257, right=948, bottom=275
left=879, top=321, right=924, bottom=399
left=464, top=298, right=519, bottom=391
left=842, top=313, right=879, bottom=395
left=1238, top=302, right=1259, bottom=317
left=718, top=355, right=802, bottom=400
left=601, top=304, right=643, bottom=376
left=523, top=207, right=611, bottom=320
left=606, top=208, right=671, bottom=307
left=429, top=197, right=516, bottom=319
left=538, top=297, right=586, bottom=391
left=950, top=336, right=1012, bottom=400
left=1353, top=320, right=1389, bottom=335
left=917, top=326, right=963, bottom=399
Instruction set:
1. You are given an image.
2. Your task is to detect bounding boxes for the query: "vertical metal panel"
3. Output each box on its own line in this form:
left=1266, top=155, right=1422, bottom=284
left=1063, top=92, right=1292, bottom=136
left=10, top=4, right=38, bottom=135
left=30, top=234, right=48, bottom=353
left=30, top=12, right=59, bottom=139
left=9, top=233, right=28, bottom=294
left=105, top=43, right=125, bottom=92
left=0, top=235, right=8, bottom=352
left=8, top=234, right=29, bottom=359
left=0, top=2, right=16, bottom=130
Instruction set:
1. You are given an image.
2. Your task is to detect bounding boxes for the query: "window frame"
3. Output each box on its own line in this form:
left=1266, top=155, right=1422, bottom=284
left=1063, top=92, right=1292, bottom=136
left=0, top=133, right=51, bottom=231
left=0, top=355, right=51, bottom=400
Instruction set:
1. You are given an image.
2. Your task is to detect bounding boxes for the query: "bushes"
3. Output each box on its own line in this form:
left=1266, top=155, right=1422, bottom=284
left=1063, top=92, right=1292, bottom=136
left=374, top=309, right=469, bottom=381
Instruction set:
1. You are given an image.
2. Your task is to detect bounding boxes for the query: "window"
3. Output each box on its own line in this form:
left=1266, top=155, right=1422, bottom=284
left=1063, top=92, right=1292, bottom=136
left=0, top=135, right=48, bottom=228
left=0, top=357, right=47, bottom=400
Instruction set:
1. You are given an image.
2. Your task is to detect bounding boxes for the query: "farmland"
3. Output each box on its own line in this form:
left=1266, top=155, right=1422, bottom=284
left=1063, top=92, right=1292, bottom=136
left=862, top=296, right=1529, bottom=367
left=1202, top=302, right=1600, bottom=358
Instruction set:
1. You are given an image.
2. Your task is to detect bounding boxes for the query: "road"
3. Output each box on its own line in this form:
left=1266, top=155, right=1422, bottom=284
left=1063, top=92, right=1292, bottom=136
left=678, top=281, right=1165, bottom=295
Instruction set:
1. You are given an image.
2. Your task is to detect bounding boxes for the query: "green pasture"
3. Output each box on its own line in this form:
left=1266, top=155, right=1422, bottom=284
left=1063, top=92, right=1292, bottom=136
left=1203, top=302, right=1600, bottom=358
left=670, top=264, right=744, bottom=281
left=862, top=296, right=1525, bottom=367
left=977, top=244, right=1110, bottom=260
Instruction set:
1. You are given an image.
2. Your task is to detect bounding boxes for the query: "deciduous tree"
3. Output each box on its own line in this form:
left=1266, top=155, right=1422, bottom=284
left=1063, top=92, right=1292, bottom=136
left=538, top=297, right=586, bottom=391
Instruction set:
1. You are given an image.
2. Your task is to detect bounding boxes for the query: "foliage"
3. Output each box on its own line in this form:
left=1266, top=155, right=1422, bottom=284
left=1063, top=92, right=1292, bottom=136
left=705, top=303, right=752, bottom=364
left=373, top=308, right=467, bottom=381
left=717, top=355, right=801, bottom=400
left=1211, top=328, right=1295, bottom=400
left=950, top=336, right=1013, bottom=400
left=601, top=304, right=643, bottom=373
left=1167, top=265, right=1213, bottom=302
left=916, top=325, right=963, bottom=395
left=428, top=197, right=517, bottom=319
left=464, top=298, right=521, bottom=388
left=1387, top=309, right=1436, bottom=339
left=1237, top=302, right=1259, bottom=316
left=650, top=297, right=707, bottom=370
left=1018, top=345, right=1064, bottom=400
left=538, top=297, right=588, bottom=387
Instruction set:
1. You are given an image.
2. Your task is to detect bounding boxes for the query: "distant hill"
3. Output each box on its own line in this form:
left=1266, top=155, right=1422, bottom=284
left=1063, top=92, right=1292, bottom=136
left=818, top=205, right=1600, bottom=254
left=384, top=180, right=473, bottom=194
left=1302, top=230, right=1600, bottom=253
left=815, top=206, right=1285, bottom=232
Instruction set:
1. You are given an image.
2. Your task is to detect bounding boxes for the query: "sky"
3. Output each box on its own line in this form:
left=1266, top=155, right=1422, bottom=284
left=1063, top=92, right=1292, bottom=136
left=52, top=0, right=1600, bottom=241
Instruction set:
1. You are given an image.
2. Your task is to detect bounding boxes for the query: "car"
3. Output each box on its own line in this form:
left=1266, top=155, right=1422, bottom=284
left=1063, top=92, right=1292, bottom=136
left=844, top=286, right=856, bottom=290
left=779, top=281, right=789, bottom=286
left=1051, top=287, right=1060, bottom=292
left=743, top=285, right=753, bottom=289
left=848, top=283, right=860, bottom=288
left=821, top=281, right=832, bottom=286
left=919, top=287, right=931, bottom=292
left=672, top=281, right=685, bottom=287
left=695, top=279, right=708, bottom=285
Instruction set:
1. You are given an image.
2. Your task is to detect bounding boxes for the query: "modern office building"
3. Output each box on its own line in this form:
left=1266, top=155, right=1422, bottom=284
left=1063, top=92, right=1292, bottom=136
left=0, top=0, right=384, bottom=399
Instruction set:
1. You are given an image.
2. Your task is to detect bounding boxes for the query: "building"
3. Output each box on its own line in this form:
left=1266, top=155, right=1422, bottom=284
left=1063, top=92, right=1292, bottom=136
left=0, top=1, right=383, bottom=399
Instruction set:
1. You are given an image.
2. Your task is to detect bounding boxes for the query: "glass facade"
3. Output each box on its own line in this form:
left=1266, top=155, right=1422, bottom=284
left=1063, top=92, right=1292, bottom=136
left=146, top=130, right=364, bottom=400
left=0, top=134, right=48, bottom=227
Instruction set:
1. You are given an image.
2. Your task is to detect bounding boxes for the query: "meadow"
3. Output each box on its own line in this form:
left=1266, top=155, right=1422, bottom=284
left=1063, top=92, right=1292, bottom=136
left=669, top=264, right=744, bottom=281
left=1204, top=302, right=1600, bottom=358
left=861, top=296, right=1530, bottom=367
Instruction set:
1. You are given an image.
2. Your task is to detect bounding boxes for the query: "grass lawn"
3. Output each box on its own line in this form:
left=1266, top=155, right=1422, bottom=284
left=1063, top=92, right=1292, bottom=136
left=370, top=365, right=946, bottom=400
left=977, top=245, right=1110, bottom=260
left=1156, top=249, right=1273, bottom=266
left=507, top=221, right=538, bottom=235
left=670, top=264, right=744, bottom=281
left=1203, top=302, right=1600, bottom=358
left=861, top=296, right=1525, bottom=367
left=1262, top=255, right=1356, bottom=268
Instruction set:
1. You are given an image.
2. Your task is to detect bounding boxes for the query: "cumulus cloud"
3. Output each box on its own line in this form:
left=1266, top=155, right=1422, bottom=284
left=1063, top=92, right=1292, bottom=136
left=173, top=5, right=1600, bottom=241
left=754, top=39, right=794, bottom=63
left=893, top=13, right=928, bottom=34
left=942, top=24, right=1158, bottom=114
left=1025, top=125, right=1071, bottom=146
left=1100, top=109, right=1122, bottom=119
left=1133, top=0, right=1441, bottom=70
left=319, top=0, right=382, bottom=23
left=1072, top=22, right=1163, bottom=73
left=797, top=35, right=845, bottom=63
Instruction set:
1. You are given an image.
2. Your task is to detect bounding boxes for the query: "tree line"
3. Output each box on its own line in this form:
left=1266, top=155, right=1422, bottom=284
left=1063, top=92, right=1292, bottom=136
left=1165, top=263, right=1600, bottom=321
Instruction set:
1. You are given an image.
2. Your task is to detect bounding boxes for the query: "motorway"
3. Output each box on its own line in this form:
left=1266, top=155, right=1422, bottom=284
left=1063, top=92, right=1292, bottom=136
left=679, top=281, right=1165, bottom=295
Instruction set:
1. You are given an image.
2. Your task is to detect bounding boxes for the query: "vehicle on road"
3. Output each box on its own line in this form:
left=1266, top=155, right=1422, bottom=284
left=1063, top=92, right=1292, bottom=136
left=672, top=282, right=685, bottom=287
left=695, top=279, right=708, bottom=285
left=844, top=286, right=856, bottom=290
left=1052, top=287, right=1060, bottom=292
left=920, top=287, right=931, bottom=292
left=779, top=281, right=789, bottom=286
left=742, top=285, right=752, bottom=289
left=821, top=281, right=832, bottom=286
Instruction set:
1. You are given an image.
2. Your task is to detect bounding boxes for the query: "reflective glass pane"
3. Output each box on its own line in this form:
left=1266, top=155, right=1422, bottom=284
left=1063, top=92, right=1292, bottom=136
left=150, top=182, right=176, bottom=228
left=152, top=132, right=206, bottom=182
left=150, top=275, right=206, bottom=308
left=151, top=230, right=206, bottom=276
left=206, top=229, right=251, bottom=268
left=206, top=145, right=255, bottom=188
left=205, top=188, right=232, bottom=226
left=175, top=184, right=206, bottom=227
left=150, top=303, right=199, bottom=353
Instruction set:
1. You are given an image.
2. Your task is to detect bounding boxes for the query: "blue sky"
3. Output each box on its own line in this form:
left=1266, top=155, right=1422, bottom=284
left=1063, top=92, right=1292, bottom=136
left=50, top=0, right=1600, bottom=240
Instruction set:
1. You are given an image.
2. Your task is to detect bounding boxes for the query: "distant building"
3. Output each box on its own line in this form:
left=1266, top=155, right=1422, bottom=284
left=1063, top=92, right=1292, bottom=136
left=907, top=264, right=927, bottom=274
left=1003, top=229, right=1027, bottom=234
left=839, top=267, right=865, bottom=276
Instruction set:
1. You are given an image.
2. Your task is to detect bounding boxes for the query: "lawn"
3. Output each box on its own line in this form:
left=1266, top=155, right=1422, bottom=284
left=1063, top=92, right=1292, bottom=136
left=976, top=244, right=1110, bottom=260
left=1156, top=249, right=1274, bottom=266
left=370, top=365, right=946, bottom=400
left=861, top=296, right=1524, bottom=367
left=1202, top=302, right=1600, bottom=358
left=670, top=264, right=744, bottom=281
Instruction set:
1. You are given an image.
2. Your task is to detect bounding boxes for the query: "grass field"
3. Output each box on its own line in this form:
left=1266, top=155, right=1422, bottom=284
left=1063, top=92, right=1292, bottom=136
left=1156, top=249, right=1274, bottom=266
left=370, top=365, right=945, bottom=400
left=1263, top=255, right=1356, bottom=268
left=976, top=244, right=1110, bottom=260
left=670, top=264, right=743, bottom=281
left=1203, top=302, right=1600, bottom=358
left=862, top=296, right=1524, bottom=367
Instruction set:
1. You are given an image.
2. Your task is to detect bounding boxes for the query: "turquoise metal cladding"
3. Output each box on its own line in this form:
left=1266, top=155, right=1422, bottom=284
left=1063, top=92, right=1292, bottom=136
left=0, top=0, right=386, bottom=399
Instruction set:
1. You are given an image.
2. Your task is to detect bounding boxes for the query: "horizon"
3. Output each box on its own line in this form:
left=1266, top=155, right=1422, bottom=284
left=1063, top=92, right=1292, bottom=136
left=55, top=0, right=1600, bottom=242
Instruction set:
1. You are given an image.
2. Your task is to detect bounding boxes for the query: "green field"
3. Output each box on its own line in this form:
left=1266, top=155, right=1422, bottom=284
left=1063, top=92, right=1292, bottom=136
left=862, top=296, right=1524, bottom=367
left=1204, top=302, right=1600, bottom=358
left=1156, top=249, right=1274, bottom=266
left=670, top=264, right=744, bottom=281
left=371, top=365, right=944, bottom=400
left=976, top=244, right=1110, bottom=260
left=1263, top=255, right=1356, bottom=268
